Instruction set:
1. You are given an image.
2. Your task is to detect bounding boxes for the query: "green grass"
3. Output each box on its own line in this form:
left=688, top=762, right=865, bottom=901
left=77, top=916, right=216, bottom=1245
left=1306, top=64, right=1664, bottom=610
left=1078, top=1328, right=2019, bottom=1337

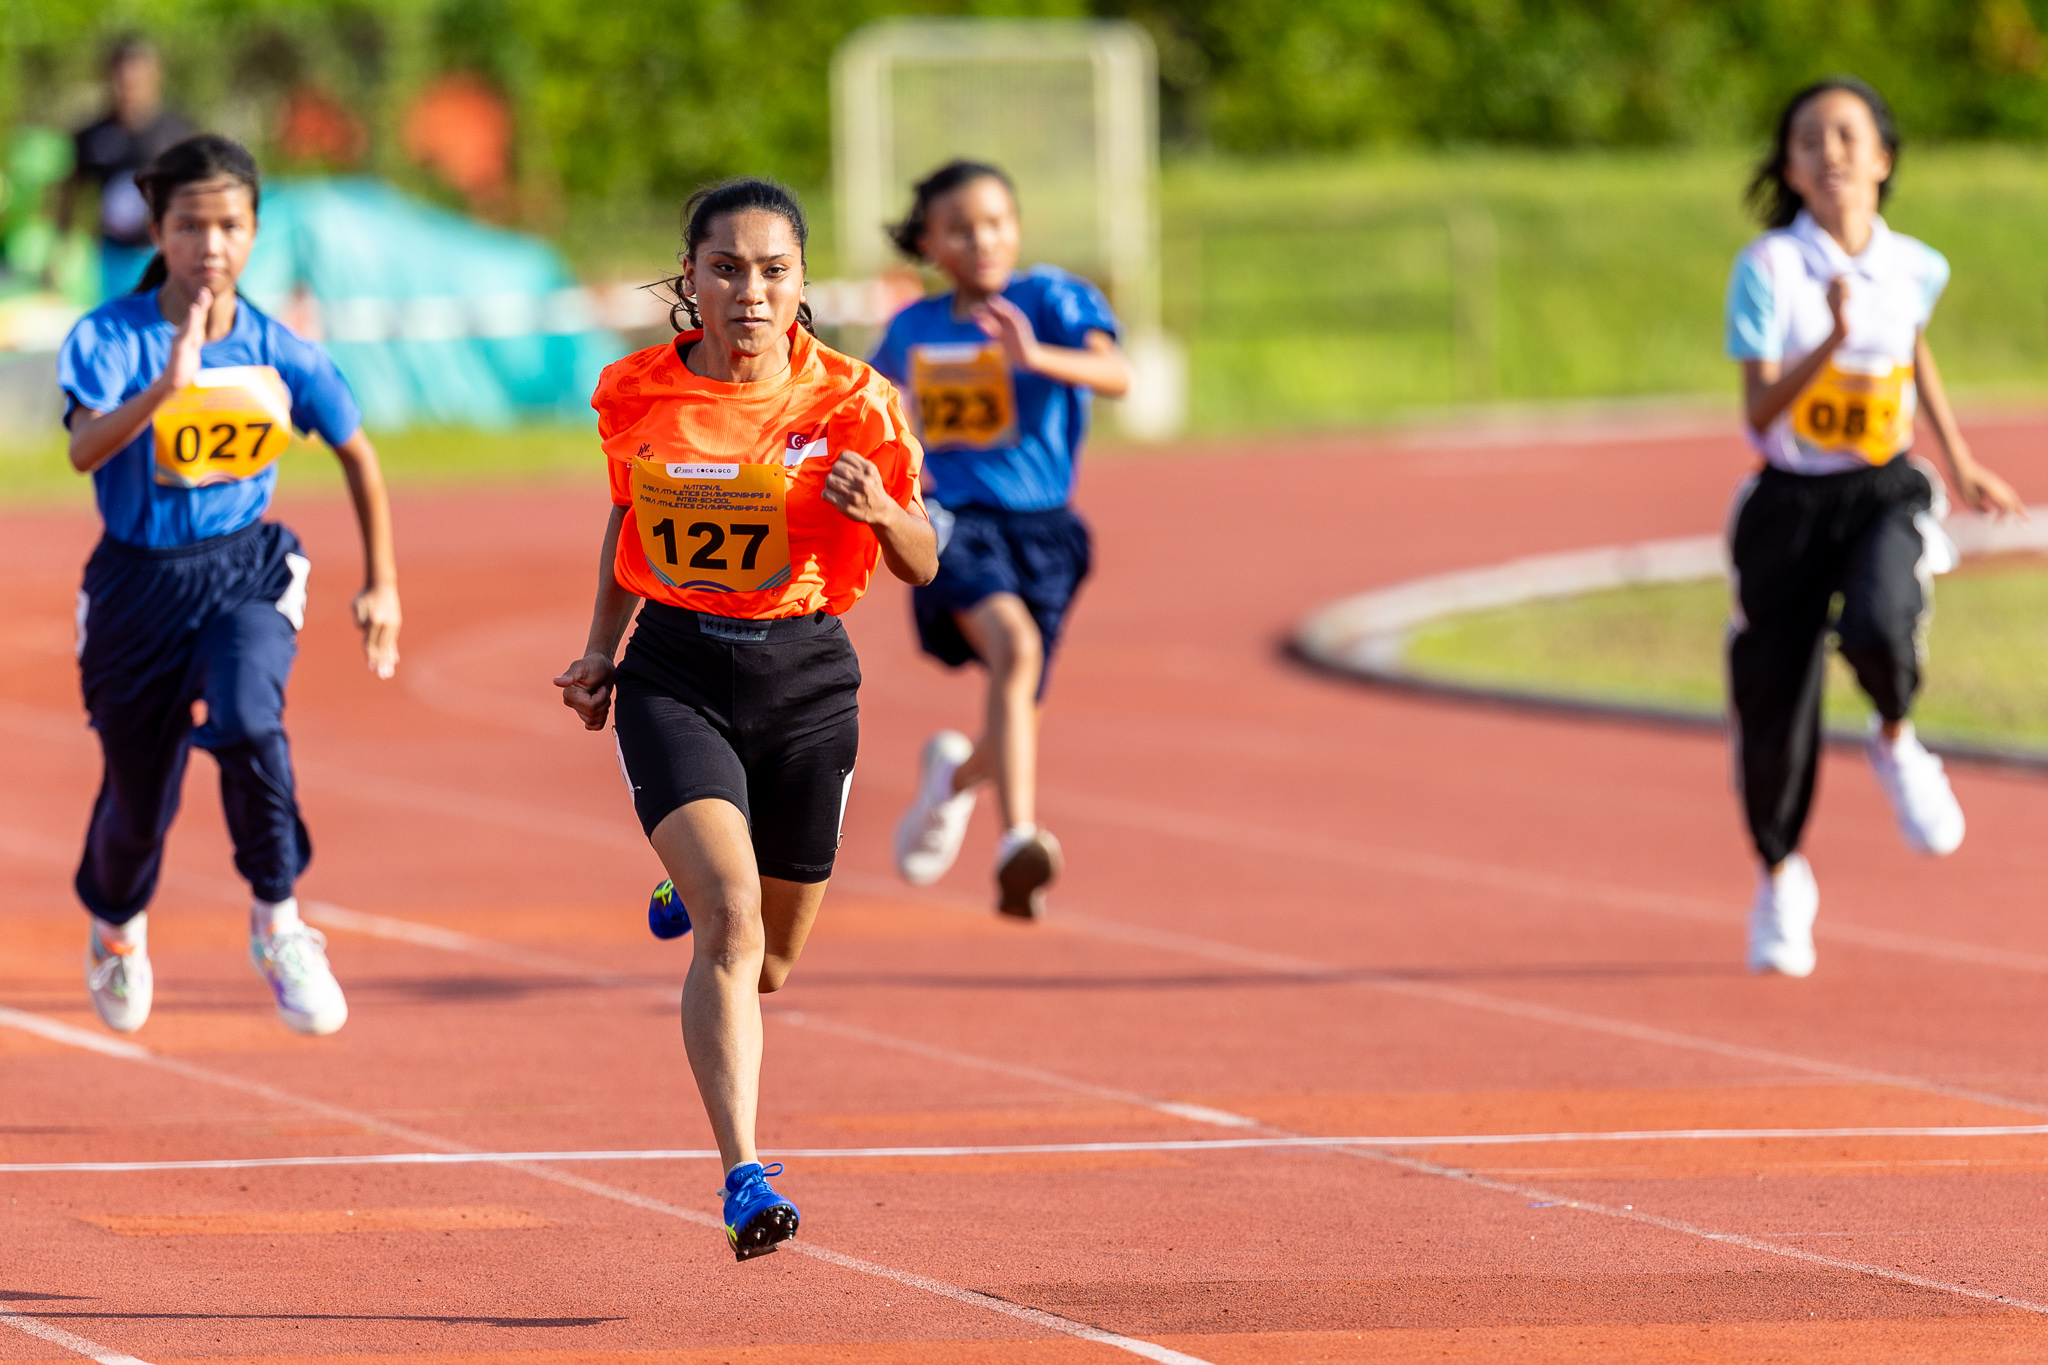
left=0, top=425, right=602, bottom=509
left=1401, top=560, right=2048, bottom=751
left=1159, top=146, right=2048, bottom=433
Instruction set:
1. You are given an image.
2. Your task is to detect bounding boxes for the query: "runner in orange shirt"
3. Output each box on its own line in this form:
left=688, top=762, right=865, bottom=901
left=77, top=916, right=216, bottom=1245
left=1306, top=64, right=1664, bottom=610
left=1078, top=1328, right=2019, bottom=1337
left=553, top=179, right=935, bottom=1261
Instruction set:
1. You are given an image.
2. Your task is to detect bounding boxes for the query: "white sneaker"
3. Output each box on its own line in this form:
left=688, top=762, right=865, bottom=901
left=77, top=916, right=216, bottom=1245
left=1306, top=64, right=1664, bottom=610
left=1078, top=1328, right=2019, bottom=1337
left=1866, top=719, right=1965, bottom=857
left=251, top=925, right=348, bottom=1035
left=995, top=824, right=1063, bottom=921
left=85, top=914, right=152, bottom=1033
left=1747, top=853, right=1818, bottom=977
left=894, top=731, right=977, bottom=886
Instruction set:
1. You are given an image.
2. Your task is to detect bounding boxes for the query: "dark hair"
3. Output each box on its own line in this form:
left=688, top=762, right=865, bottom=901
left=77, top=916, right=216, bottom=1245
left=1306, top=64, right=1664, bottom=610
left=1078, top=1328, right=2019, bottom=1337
left=659, top=177, right=814, bottom=335
left=130, top=135, right=262, bottom=294
left=106, top=34, right=157, bottom=71
left=1748, top=77, right=1900, bottom=229
left=887, top=159, right=1015, bottom=260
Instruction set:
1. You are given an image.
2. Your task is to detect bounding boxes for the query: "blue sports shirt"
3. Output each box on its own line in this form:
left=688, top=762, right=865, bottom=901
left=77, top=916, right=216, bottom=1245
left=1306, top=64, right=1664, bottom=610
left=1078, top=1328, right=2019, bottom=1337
left=58, top=290, right=363, bottom=547
left=869, top=265, right=1118, bottom=512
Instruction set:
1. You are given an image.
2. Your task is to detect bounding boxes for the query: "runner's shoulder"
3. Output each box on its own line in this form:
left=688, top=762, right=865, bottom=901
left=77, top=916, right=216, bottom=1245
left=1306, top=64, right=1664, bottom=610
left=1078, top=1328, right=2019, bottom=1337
left=806, top=333, right=908, bottom=423
left=592, top=338, right=682, bottom=414
left=1008, top=264, right=1117, bottom=337
left=60, top=291, right=161, bottom=370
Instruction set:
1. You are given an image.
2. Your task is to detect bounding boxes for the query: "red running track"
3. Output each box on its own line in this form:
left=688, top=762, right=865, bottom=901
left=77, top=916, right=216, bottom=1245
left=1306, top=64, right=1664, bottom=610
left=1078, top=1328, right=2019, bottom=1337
left=5, top=412, right=2048, bottom=1363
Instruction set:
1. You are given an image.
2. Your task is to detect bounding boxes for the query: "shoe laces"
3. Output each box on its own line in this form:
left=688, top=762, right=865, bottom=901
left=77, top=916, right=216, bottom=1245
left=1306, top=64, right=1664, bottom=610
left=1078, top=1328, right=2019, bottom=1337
left=725, top=1161, right=786, bottom=1201
left=87, top=949, right=132, bottom=996
left=261, top=925, right=332, bottom=982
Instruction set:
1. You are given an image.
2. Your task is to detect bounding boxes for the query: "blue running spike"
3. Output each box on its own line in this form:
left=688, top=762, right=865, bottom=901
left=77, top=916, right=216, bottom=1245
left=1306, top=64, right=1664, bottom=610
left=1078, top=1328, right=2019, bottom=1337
left=722, top=1161, right=799, bottom=1261
left=648, top=879, right=692, bottom=940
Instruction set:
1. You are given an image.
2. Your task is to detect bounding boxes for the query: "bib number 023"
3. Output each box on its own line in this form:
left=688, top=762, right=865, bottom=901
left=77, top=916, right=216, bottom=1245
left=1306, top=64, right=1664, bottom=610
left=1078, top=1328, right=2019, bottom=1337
left=631, top=460, right=793, bottom=595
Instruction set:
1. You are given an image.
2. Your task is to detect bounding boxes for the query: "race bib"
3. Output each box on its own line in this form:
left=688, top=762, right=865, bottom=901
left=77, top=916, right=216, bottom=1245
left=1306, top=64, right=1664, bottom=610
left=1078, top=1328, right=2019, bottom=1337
left=909, top=342, right=1018, bottom=450
left=630, top=460, right=792, bottom=595
left=1791, top=359, right=1913, bottom=465
left=153, top=366, right=293, bottom=489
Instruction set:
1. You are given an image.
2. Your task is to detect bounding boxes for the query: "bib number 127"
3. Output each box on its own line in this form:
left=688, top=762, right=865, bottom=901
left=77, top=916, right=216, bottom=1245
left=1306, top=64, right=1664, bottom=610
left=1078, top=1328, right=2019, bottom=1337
left=648, top=518, right=773, bottom=573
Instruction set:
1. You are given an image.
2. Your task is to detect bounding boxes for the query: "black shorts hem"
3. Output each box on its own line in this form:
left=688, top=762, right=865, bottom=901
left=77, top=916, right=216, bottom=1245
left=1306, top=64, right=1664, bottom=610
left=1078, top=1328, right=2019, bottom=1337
left=756, top=857, right=836, bottom=884
left=634, top=784, right=750, bottom=839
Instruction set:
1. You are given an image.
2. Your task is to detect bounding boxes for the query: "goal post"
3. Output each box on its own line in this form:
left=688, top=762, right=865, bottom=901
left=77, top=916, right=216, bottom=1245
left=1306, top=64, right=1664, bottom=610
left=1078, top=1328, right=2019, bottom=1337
left=831, top=17, right=1184, bottom=439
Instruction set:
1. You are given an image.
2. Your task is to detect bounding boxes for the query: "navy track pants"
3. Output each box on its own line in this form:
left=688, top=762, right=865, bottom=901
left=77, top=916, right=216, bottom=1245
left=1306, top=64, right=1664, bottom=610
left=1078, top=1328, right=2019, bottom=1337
left=75, top=520, right=313, bottom=924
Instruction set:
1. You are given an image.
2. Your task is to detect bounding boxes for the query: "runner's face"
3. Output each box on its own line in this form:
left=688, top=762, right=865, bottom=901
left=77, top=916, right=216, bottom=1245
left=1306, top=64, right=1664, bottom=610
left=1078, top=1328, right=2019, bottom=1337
left=111, top=55, right=162, bottom=123
left=149, top=181, right=257, bottom=299
left=684, top=210, right=804, bottom=358
left=920, top=177, right=1019, bottom=295
left=1784, top=90, right=1891, bottom=223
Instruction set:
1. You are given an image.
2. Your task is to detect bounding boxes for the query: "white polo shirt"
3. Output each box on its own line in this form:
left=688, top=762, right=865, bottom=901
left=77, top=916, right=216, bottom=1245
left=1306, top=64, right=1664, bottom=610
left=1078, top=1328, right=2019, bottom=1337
left=1724, top=210, right=1949, bottom=475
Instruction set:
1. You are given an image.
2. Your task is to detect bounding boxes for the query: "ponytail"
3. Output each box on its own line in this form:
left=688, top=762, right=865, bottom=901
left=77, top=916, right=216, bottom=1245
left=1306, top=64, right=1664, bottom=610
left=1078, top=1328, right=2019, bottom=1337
left=131, top=253, right=168, bottom=294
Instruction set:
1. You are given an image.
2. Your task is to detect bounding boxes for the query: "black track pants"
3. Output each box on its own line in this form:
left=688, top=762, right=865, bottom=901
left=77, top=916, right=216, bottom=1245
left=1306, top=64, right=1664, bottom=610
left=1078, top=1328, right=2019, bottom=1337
left=1727, top=457, right=1937, bottom=867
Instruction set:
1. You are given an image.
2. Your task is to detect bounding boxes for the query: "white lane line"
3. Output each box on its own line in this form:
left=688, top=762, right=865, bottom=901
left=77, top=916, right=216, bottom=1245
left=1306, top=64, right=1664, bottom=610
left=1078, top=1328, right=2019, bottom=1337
left=7, top=691, right=2044, bottom=977
left=1035, top=784, right=2048, bottom=976
left=295, top=902, right=2048, bottom=1315
left=1356, top=1147, right=2048, bottom=1317
left=0, top=1007, right=1211, bottom=1364
left=0, top=1305, right=153, bottom=1365
left=11, top=1123, right=2048, bottom=1174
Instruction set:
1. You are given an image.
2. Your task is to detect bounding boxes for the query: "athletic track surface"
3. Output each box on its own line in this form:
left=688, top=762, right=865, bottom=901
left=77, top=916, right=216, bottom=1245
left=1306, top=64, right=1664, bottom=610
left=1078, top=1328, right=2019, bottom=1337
left=5, top=413, right=2048, bottom=1364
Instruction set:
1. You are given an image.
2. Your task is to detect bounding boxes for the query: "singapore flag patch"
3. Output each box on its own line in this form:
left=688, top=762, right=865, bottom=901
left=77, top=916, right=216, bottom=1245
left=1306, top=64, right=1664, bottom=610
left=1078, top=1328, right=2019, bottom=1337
left=784, top=431, right=828, bottom=468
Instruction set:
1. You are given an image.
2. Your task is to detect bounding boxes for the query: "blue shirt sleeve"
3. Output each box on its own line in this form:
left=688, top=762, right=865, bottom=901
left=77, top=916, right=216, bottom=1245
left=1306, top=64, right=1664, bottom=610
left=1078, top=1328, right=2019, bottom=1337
left=56, top=311, right=140, bottom=423
left=1035, top=270, right=1120, bottom=349
left=1724, top=251, right=1778, bottom=362
left=275, top=333, right=363, bottom=446
left=868, top=314, right=909, bottom=384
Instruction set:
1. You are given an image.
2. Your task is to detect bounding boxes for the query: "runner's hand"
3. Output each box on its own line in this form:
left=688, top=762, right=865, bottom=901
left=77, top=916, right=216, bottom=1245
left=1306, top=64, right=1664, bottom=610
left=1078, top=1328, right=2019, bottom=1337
left=973, top=296, right=1041, bottom=371
left=1953, top=460, right=2028, bottom=519
left=163, top=286, right=213, bottom=392
left=1825, top=276, right=1850, bottom=344
left=352, top=583, right=402, bottom=679
left=554, top=652, right=617, bottom=731
left=823, top=451, right=899, bottom=526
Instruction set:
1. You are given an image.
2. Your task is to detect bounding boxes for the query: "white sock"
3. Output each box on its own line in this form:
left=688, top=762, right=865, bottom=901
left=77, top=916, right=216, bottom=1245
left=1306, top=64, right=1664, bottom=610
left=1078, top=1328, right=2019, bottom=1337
left=252, top=897, right=301, bottom=939
left=996, top=823, right=1039, bottom=863
left=94, top=913, right=145, bottom=950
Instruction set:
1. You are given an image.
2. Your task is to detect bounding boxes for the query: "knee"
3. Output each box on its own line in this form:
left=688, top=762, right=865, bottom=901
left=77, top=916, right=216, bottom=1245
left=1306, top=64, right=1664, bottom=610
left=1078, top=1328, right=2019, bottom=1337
left=758, top=957, right=793, bottom=994
left=984, top=617, right=1042, bottom=681
left=693, top=886, right=766, bottom=971
left=196, top=691, right=285, bottom=751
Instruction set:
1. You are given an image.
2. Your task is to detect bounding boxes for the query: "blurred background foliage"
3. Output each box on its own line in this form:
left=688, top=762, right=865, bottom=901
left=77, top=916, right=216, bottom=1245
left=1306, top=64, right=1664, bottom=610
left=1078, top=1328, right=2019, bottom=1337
left=8, top=0, right=2048, bottom=212
left=4, top=0, right=2048, bottom=451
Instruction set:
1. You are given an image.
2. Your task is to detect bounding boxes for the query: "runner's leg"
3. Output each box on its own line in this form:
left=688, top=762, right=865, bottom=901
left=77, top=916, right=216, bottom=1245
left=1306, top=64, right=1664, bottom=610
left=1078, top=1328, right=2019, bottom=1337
left=1727, top=476, right=1837, bottom=868
left=950, top=593, right=1042, bottom=829
left=76, top=683, right=198, bottom=924
left=192, top=597, right=310, bottom=901
left=1835, top=469, right=1931, bottom=730
left=651, top=798, right=778, bottom=1172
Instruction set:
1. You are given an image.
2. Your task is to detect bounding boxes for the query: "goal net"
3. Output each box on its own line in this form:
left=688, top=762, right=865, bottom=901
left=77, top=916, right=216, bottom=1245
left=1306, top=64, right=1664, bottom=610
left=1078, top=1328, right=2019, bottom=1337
left=831, top=18, right=1184, bottom=438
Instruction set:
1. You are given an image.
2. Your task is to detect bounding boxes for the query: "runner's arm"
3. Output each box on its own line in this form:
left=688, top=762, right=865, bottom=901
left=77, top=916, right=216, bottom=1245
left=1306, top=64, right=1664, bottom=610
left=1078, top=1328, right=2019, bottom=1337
left=554, top=504, right=642, bottom=731
left=824, top=452, right=938, bottom=586
left=977, top=297, right=1130, bottom=397
left=1742, top=277, right=1849, bottom=435
left=66, top=286, right=212, bottom=472
left=1913, top=333, right=2025, bottom=518
left=329, top=429, right=403, bottom=678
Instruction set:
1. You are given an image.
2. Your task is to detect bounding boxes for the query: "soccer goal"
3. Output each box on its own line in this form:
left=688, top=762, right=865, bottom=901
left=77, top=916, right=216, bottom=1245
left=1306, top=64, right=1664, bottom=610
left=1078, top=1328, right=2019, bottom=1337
left=831, top=17, right=1185, bottom=439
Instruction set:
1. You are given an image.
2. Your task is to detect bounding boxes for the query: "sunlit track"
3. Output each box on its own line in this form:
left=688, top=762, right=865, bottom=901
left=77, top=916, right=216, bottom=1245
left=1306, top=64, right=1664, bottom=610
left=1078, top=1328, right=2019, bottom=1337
left=9, top=421, right=2048, bottom=1359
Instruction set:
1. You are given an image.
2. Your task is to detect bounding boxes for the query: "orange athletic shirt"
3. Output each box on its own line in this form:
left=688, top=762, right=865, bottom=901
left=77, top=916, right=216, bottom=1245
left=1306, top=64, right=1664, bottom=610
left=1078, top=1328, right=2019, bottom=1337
left=593, top=325, right=927, bottom=619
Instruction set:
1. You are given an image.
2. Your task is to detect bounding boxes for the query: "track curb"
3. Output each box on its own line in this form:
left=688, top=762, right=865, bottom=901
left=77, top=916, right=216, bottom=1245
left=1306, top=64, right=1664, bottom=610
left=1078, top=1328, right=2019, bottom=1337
left=1291, top=511, right=2048, bottom=775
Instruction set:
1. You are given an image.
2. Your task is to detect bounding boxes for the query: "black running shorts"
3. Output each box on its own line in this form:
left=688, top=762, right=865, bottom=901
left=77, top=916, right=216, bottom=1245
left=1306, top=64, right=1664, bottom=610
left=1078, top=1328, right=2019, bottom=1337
left=612, top=603, right=860, bottom=883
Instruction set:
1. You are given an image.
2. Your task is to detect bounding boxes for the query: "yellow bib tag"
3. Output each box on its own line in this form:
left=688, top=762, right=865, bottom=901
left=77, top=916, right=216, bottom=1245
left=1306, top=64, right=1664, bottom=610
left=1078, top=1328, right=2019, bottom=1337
left=909, top=342, right=1018, bottom=450
left=1791, top=360, right=1912, bottom=464
left=631, top=460, right=793, bottom=596
left=152, top=366, right=293, bottom=488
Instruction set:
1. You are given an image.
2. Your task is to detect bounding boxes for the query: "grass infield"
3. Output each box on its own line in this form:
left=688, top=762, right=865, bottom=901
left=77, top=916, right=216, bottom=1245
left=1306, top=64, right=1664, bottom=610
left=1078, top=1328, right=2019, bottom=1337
left=1400, top=558, right=2048, bottom=753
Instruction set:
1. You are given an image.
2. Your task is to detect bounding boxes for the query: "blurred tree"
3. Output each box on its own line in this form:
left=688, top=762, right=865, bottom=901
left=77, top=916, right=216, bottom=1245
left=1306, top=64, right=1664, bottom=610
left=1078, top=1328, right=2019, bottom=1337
left=4, top=0, right=2047, bottom=206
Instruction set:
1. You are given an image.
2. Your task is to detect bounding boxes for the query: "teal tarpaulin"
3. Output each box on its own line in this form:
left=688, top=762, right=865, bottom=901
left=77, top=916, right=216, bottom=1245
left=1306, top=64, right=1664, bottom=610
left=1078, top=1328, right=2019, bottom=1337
left=240, top=178, right=624, bottom=430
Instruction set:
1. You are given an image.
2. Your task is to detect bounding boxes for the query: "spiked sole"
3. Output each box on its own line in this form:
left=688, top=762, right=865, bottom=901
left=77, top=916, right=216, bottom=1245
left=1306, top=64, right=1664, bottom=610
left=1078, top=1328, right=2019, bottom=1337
left=728, top=1203, right=799, bottom=1261
left=996, top=831, right=1063, bottom=920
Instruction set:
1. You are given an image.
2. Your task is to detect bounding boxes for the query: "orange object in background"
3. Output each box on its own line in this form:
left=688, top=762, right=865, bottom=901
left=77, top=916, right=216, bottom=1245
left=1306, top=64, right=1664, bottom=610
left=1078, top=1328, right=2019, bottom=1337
left=402, top=73, right=513, bottom=208
left=276, top=85, right=368, bottom=168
